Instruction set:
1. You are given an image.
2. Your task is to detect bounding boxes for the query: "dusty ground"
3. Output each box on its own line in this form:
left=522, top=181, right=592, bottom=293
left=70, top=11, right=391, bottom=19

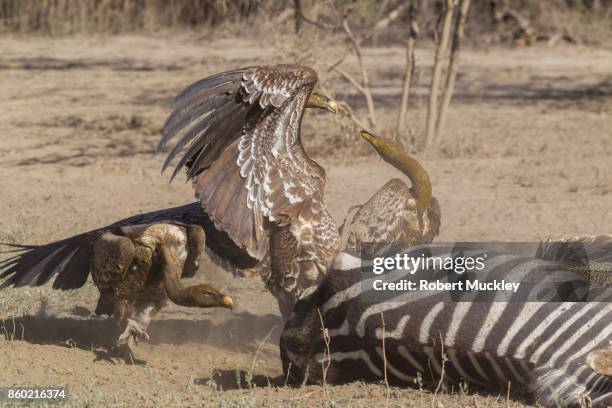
left=0, top=32, right=610, bottom=407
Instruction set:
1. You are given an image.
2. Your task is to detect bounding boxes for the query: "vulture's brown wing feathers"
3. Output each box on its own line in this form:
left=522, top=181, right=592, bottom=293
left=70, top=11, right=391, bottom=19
left=160, top=65, right=337, bottom=265
left=0, top=203, right=254, bottom=290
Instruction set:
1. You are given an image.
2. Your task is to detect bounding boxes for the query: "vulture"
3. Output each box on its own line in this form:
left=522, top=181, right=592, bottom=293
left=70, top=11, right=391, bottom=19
left=338, top=130, right=441, bottom=258
left=0, top=209, right=233, bottom=360
left=1, top=65, right=340, bottom=320
left=158, top=65, right=341, bottom=317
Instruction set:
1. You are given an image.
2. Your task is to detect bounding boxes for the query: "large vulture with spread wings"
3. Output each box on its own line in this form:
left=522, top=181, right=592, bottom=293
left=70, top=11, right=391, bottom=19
left=0, top=65, right=340, bottom=319
left=158, top=65, right=340, bottom=316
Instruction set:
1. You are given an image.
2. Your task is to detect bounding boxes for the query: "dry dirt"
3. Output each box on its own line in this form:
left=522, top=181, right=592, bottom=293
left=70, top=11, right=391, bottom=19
left=0, top=33, right=611, bottom=407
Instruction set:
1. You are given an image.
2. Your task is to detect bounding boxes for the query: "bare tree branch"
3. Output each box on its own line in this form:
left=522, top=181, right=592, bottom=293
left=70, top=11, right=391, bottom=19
left=435, top=0, right=470, bottom=144
left=341, top=15, right=376, bottom=127
left=373, top=3, right=408, bottom=31
left=333, top=67, right=367, bottom=95
left=424, top=0, right=456, bottom=148
left=372, top=3, right=409, bottom=46
left=326, top=31, right=370, bottom=73
left=296, top=10, right=338, bottom=30
left=336, top=101, right=372, bottom=132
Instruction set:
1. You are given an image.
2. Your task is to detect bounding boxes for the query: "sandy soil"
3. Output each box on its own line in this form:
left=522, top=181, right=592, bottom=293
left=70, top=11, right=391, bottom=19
left=0, top=33, right=610, bottom=407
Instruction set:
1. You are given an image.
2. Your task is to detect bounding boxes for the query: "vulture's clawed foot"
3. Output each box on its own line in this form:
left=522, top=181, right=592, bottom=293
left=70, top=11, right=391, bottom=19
left=110, top=343, right=146, bottom=365
left=117, top=318, right=150, bottom=347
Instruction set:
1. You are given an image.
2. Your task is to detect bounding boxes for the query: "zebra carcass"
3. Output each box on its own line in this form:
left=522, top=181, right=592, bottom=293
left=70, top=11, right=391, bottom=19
left=280, top=242, right=612, bottom=408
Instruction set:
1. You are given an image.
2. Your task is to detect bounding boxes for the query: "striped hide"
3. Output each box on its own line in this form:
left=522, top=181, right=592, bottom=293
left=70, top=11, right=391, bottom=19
left=280, top=244, right=612, bottom=408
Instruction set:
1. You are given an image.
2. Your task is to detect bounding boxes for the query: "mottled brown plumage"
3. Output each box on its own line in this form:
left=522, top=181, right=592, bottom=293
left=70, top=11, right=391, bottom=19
left=91, top=222, right=233, bottom=359
left=0, top=204, right=237, bottom=359
left=159, top=65, right=340, bottom=316
left=339, top=131, right=441, bottom=257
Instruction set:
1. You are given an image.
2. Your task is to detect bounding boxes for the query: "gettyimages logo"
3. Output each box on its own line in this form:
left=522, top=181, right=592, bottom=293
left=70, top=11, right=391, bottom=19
left=371, top=251, right=487, bottom=275
left=358, top=241, right=610, bottom=303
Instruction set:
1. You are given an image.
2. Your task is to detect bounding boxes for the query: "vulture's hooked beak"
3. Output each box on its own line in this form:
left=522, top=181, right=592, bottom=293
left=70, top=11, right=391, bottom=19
left=222, top=295, right=235, bottom=310
left=306, top=91, right=337, bottom=114
left=360, top=130, right=399, bottom=156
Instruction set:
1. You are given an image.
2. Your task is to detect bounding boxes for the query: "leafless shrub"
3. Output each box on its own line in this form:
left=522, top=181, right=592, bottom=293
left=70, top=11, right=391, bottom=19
left=380, top=312, right=390, bottom=407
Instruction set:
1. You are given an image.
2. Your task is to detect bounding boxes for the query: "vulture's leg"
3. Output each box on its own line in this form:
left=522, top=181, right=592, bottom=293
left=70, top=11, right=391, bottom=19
left=117, top=299, right=165, bottom=346
left=268, top=226, right=302, bottom=319
left=112, top=300, right=142, bottom=363
left=95, top=290, right=126, bottom=317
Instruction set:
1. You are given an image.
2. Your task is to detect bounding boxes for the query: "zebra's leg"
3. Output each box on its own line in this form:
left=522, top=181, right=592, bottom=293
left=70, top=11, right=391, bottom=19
left=530, top=363, right=612, bottom=408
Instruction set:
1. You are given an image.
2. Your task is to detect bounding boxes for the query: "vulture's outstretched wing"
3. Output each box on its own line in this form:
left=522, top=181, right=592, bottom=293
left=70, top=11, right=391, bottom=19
left=0, top=203, right=242, bottom=290
left=159, top=65, right=334, bottom=264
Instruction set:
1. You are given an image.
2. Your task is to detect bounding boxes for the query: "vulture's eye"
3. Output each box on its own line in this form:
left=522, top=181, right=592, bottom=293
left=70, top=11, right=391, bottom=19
left=201, top=291, right=217, bottom=301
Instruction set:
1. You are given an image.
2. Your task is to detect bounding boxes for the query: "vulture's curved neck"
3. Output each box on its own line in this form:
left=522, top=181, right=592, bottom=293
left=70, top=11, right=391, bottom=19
left=385, top=153, right=432, bottom=215
left=161, top=257, right=196, bottom=306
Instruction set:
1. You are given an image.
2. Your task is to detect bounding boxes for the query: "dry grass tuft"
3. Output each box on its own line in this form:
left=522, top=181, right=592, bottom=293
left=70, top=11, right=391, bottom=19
left=0, top=223, right=26, bottom=246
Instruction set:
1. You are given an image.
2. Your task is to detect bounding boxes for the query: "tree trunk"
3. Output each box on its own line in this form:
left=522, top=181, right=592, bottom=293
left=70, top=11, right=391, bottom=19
left=396, top=17, right=419, bottom=132
left=294, top=0, right=302, bottom=34
left=434, top=0, right=470, bottom=144
left=424, top=0, right=455, bottom=148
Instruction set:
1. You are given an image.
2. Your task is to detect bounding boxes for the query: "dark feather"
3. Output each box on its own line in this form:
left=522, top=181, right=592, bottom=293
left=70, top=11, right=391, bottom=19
left=160, top=87, right=237, bottom=151
left=169, top=101, right=248, bottom=181
left=186, top=103, right=261, bottom=179
left=173, top=69, right=245, bottom=106
left=0, top=203, right=258, bottom=290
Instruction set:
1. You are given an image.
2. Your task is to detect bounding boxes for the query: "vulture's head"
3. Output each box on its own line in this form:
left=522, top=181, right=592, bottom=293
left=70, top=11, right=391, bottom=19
left=306, top=90, right=337, bottom=113
left=360, top=130, right=433, bottom=234
left=189, top=284, right=235, bottom=310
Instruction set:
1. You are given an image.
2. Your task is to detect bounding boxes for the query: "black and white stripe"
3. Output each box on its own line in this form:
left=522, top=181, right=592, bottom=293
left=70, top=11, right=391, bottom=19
left=280, top=245, right=612, bottom=408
